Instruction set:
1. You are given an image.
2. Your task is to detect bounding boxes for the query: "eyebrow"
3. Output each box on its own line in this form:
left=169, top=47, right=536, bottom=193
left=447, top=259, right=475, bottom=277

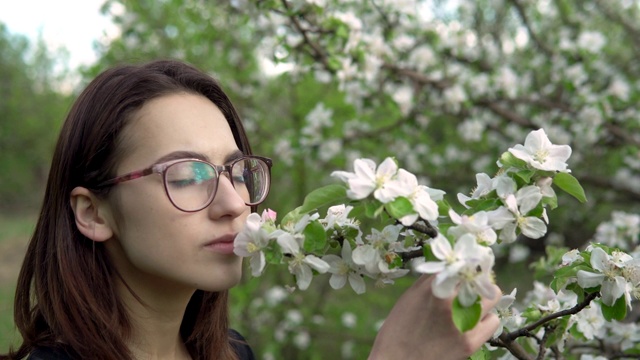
left=153, top=149, right=245, bottom=165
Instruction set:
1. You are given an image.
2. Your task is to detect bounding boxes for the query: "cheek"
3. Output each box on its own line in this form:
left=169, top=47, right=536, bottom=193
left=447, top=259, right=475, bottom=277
left=109, top=183, right=174, bottom=232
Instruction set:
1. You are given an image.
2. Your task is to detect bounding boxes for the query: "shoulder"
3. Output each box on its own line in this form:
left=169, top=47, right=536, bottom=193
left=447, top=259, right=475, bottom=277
left=229, top=329, right=256, bottom=360
left=27, top=347, right=74, bottom=360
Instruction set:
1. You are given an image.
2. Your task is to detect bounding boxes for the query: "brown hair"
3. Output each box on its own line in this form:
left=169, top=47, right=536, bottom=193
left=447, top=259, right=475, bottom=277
left=1, top=60, right=252, bottom=360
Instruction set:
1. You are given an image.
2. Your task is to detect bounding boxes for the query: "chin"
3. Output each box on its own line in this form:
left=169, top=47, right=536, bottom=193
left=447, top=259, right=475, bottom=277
left=197, top=261, right=243, bottom=292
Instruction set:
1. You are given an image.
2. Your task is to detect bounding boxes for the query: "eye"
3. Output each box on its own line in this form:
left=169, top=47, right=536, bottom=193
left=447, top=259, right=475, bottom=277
left=233, top=172, right=248, bottom=184
left=166, top=161, right=216, bottom=188
left=167, top=178, right=200, bottom=188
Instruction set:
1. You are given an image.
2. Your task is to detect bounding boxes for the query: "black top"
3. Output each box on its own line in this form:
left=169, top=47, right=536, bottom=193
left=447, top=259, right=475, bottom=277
left=27, top=329, right=255, bottom=360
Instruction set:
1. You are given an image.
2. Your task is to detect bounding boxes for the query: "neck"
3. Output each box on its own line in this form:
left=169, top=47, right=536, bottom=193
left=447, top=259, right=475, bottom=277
left=117, top=279, right=195, bottom=360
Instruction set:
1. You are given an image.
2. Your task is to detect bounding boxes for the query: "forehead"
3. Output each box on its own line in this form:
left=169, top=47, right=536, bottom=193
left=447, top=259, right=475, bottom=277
left=118, top=92, right=239, bottom=170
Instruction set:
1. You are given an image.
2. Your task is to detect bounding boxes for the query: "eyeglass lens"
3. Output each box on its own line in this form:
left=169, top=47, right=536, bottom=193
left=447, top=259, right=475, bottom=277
left=164, top=157, right=270, bottom=211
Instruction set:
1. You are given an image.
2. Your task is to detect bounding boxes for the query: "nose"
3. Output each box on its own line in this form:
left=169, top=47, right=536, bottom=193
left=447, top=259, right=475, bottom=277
left=206, top=175, right=248, bottom=219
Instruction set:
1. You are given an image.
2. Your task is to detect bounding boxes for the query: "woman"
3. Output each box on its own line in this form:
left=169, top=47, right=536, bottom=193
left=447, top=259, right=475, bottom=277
left=1, top=60, right=500, bottom=360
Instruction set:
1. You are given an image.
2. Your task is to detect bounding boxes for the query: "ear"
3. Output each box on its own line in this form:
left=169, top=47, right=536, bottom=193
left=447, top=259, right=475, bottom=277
left=70, top=187, right=114, bottom=242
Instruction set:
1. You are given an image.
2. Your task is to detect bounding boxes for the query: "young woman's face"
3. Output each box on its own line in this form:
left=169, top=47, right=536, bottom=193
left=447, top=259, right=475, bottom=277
left=104, top=93, right=250, bottom=295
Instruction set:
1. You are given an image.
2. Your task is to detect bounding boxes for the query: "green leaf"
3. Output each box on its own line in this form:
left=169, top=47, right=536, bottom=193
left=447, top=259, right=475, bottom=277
left=515, top=169, right=537, bottom=183
left=298, top=184, right=348, bottom=214
left=452, top=297, right=481, bottom=333
left=384, top=197, right=414, bottom=219
left=553, top=173, right=587, bottom=203
left=464, top=198, right=501, bottom=213
left=499, top=151, right=527, bottom=169
left=364, top=199, right=384, bottom=218
left=468, top=347, right=489, bottom=360
left=302, top=220, right=327, bottom=253
left=422, top=244, right=437, bottom=261
left=264, top=247, right=283, bottom=264
left=521, top=307, right=542, bottom=322
left=389, top=254, right=403, bottom=269
left=437, top=199, right=451, bottom=217
left=541, top=194, right=558, bottom=210
left=545, top=316, right=570, bottom=345
left=601, top=295, right=627, bottom=321
left=281, top=207, right=302, bottom=227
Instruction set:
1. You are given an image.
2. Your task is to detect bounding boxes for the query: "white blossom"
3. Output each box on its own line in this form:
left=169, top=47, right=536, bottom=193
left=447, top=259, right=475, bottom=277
left=572, top=303, right=605, bottom=340
left=277, top=233, right=330, bottom=290
left=322, top=241, right=366, bottom=294
left=508, top=129, right=572, bottom=172
left=415, top=234, right=497, bottom=306
left=448, top=209, right=497, bottom=245
left=331, top=157, right=399, bottom=201
left=234, top=212, right=275, bottom=276
left=576, top=247, right=630, bottom=306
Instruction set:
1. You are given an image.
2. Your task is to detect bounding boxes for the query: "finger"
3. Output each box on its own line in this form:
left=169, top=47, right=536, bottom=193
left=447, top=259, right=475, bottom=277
left=467, top=312, right=501, bottom=348
left=480, top=284, right=502, bottom=318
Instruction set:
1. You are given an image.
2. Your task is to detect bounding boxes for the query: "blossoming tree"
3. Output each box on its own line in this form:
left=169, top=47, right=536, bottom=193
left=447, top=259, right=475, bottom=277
left=94, top=0, right=640, bottom=358
left=235, top=127, right=640, bottom=359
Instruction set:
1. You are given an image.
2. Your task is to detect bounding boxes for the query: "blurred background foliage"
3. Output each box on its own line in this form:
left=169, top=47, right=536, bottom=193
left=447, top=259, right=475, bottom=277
left=1, top=0, right=639, bottom=358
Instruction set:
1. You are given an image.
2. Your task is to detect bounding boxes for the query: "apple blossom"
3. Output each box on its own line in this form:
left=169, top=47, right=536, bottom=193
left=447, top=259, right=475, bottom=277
left=277, top=233, right=330, bottom=290
left=352, top=225, right=402, bottom=275
left=234, top=212, right=275, bottom=276
left=382, top=169, right=440, bottom=225
left=572, top=303, right=605, bottom=340
left=331, top=157, right=399, bottom=201
left=576, top=247, right=629, bottom=306
left=508, top=128, right=572, bottom=172
left=607, top=321, right=640, bottom=351
left=448, top=209, right=497, bottom=245
left=322, top=241, right=367, bottom=294
left=495, top=187, right=547, bottom=243
left=492, top=288, right=520, bottom=337
left=415, top=234, right=498, bottom=306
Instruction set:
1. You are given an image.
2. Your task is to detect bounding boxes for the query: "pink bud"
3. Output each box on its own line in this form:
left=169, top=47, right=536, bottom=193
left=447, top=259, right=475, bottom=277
left=262, top=208, right=277, bottom=222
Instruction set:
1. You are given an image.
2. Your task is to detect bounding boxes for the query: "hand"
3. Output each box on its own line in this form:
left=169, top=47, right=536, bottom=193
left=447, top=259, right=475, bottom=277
left=369, top=275, right=501, bottom=360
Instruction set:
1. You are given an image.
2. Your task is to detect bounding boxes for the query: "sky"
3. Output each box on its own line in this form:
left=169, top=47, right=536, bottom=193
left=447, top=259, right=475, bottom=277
left=0, top=0, right=117, bottom=69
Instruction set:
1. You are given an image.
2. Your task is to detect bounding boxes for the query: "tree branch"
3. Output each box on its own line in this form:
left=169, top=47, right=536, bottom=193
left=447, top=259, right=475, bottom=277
left=502, top=292, right=599, bottom=342
left=579, top=174, right=640, bottom=202
left=280, top=0, right=332, bottom=71
left=507, top=0, right=554, bottom=56
left=604, top=123, right=640, bottom=147
left=491, top=334, right=534, bottom=360
left=381, top=63, right=453, bottom=90
left=594, top=0, right=640, bottom=51
left=475, top=99, right=537, bottom=128
left=406, top=220, right=438, bottom=238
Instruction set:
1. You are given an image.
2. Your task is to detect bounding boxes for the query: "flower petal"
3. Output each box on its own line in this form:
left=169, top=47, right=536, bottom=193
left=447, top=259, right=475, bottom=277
left=520, top=217, right=547, bottom=239
left=277, top=233, right=300, bottom=254
left=348, top=273, right=366, bottom=294
left=250, top=252, right=266, bottom=277
left=295, top=264, right=313, bottom=290
left=577, top=270, right=604, bottom=289
left=304, top=255, right=330, bottom=273
left=415, top=261, right=446, bottom=274
left=329, top=274, right=347, bottom=290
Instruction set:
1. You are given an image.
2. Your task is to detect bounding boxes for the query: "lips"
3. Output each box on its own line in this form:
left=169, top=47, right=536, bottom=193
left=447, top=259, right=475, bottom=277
left=203, top=233, right=237, bottom=255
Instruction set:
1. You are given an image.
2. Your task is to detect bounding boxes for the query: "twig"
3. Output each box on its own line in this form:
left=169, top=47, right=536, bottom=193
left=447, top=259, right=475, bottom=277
left=493, top=334, right=535, bottom=360
left=507, top=0, right=553, bottom=56
left=536, top=326, right=553, bottom=360
left=405, top=221, right=439, bottom=238
left=475, top=99, right=536, bottom=128
left=381, top=63, right=453, bottom=90
left=502, top=292, right=599, bottom=342
left=280, top=0, right=332, bottom=71
left=604, top=123, right=640, bottom=147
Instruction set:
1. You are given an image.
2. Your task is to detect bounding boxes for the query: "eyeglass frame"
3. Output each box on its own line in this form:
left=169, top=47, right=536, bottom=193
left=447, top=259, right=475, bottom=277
left=94, top=155, right=273, bottom=212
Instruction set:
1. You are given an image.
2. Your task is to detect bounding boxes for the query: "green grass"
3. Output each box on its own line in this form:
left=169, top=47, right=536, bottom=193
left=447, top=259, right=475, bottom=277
left=0, top=286, right=20, bottom=352
left=0, top=213, right=36, bottom=352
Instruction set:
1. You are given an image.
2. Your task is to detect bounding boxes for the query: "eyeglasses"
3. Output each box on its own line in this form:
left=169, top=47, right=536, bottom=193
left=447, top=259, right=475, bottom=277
left=96, top=155, right=272, bottom=212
